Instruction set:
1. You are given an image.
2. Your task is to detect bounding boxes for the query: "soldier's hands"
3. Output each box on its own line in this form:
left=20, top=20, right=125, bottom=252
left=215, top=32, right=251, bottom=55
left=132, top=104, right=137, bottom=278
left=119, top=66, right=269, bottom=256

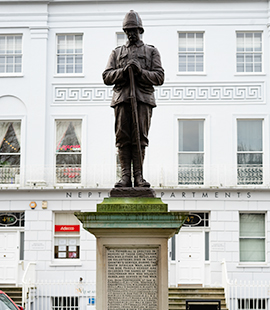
left=124, top=59, right=142, bottom=75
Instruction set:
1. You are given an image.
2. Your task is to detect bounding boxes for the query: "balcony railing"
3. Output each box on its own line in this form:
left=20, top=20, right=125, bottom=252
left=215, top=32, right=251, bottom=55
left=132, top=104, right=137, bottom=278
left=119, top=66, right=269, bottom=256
left=0, top=165, right=20, bottom=184
left=178, top=165, right=204, bottom=185
left=56, top=165, right=81, bottom=184
left=237, top=165, right=263, bottom=185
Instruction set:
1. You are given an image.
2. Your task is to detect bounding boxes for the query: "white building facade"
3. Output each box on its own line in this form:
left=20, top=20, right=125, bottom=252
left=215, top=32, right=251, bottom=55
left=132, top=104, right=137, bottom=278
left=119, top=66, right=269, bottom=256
left=1, top=0, right=270, bottom=306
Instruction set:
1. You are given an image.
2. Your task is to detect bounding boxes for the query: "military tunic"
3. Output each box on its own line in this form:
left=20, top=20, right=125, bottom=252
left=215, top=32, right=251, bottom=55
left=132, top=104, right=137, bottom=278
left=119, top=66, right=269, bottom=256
left=103, top=40, right=164, bottom=148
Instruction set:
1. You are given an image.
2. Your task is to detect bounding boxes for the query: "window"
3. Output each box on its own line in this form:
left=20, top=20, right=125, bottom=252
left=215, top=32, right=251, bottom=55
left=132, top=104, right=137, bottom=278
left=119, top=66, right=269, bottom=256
left=183, top=213, right=209, bottom=227
left=239, top=213, right=265, bottom=262
left=54, top=213, right=80, bottom=260
left=0, top=35, right=22, bottom=74
left=55, top=120, right=81, bottom=184
left=0, top=121, right=21, bottom=184
left=56, top=34, right=83, bottom=74
left=116, top=33, right=127, bottom=46
left=178, top=32, right=204, bottom=72
left=178, top=120, right=204, bottom=184
left=236, top=32, right=262, bottom=73
left=237, top=120, right=263, bottom=185
left=0, top=212, right=24, bottom=227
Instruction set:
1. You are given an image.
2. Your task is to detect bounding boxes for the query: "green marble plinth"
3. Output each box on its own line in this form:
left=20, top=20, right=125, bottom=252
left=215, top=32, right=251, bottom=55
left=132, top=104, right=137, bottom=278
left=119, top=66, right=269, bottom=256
left=75, top=197, right=187, bottom=233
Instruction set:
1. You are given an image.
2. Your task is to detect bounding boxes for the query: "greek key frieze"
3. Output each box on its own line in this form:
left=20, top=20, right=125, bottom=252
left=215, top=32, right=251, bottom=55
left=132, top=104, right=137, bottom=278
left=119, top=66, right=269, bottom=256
left=53, top=85, right=113, bottom=103
left=53, top=83, right=264, bottom=104
left=155, top=83, right=263, bottom=102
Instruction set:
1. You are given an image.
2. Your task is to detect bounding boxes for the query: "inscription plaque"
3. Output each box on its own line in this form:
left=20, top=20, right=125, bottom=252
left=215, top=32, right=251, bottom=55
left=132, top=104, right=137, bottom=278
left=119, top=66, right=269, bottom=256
left=107, top=248, right=158, bottom=310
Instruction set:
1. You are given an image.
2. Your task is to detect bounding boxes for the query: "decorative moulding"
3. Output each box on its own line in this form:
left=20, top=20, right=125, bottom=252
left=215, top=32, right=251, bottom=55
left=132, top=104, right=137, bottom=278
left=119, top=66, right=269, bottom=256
left=53, top=82, right=264, bottom=105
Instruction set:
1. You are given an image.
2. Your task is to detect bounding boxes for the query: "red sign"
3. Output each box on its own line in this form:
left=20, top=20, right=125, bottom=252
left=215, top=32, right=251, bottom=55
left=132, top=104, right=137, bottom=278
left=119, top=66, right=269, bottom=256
left=55, top=225, right=80, bottom=232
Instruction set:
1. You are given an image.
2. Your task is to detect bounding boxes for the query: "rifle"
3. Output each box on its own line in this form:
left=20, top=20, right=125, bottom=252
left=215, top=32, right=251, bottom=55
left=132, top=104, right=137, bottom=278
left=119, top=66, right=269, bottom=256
left=128, top=66, right=143, bottom=174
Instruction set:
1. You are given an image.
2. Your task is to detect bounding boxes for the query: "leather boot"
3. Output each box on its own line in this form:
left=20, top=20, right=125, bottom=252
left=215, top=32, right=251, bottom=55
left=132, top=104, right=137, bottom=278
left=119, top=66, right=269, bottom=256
left=132, top=146, right=150, bottom=187
left=115, top=146, right=132, bottom=187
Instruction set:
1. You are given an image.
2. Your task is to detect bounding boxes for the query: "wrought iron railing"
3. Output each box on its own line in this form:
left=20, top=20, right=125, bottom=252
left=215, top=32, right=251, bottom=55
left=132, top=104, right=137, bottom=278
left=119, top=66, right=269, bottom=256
left=0, top=165, right=20, bottom=184
left=237, top=165, right=263, bottom=185
left=178, top=165, right=204, bottom=185
left=56, top=165, right=81, bottom=183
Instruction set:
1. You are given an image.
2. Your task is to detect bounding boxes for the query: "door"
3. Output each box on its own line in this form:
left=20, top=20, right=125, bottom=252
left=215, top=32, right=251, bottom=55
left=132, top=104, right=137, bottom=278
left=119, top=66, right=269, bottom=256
left=177, top=230, right=204, bottom=285
left=0, top=231, right=19, bottom=284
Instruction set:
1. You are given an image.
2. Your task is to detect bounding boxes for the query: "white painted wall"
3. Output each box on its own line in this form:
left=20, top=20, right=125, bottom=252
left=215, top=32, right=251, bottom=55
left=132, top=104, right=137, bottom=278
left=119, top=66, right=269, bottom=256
left=1, top=0, right=270, bottom=286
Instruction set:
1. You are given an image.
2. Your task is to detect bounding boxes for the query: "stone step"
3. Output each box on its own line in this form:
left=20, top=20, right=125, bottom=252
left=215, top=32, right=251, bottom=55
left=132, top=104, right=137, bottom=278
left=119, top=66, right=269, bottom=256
left=168, top=287, right=228, bottom=310
left=0, top=286, right=22, bottom=305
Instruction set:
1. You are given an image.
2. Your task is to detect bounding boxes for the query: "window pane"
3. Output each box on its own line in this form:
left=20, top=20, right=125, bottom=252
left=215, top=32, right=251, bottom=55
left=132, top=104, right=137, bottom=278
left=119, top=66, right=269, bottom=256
left=178, top=153, right=204, bottom=165
left=6, top=36, right=14, bottom=54
left=237, top=33, right=245, bottom=51
left=237, top=120, right=262, bottom=151
left=254, top=63, right=262, bottom=72
left=15, top=36, right=22, bottom=53
left=240, top=239, right=265, bottom=262
left=240, top=213, right=265, bottom=237
left=117, top=33, right=126, bottom=46
left=187, top=33, right=195, bottom=51
left=195, top=33, right=203, bottom=51
left=237, top=54, right=244, bottom=63
left=0, top=37, right=5, bottom=53
left=254, top=33, right=262, bottom=51
left=179, top=120, right=204, bottom=151
left=237, top=153, right=262, bottom=165
left=245, top=33, right=253, bottom=51
left=56, top=120, right=81, bottom=152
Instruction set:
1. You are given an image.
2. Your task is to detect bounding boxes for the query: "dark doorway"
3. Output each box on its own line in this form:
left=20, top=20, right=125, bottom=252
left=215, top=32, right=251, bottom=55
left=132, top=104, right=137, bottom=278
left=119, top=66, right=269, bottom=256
left=186, top=300, right=221, bottom=310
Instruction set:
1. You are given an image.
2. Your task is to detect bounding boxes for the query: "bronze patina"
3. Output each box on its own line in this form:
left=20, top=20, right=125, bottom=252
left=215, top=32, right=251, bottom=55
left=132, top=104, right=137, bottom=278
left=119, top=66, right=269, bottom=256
left=103, top=10, right=164, bottom=188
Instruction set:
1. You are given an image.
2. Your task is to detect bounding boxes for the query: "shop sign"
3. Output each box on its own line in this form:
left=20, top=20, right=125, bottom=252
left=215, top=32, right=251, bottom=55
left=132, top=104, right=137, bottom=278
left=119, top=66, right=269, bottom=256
left=55, top=225, right=80, bottom=232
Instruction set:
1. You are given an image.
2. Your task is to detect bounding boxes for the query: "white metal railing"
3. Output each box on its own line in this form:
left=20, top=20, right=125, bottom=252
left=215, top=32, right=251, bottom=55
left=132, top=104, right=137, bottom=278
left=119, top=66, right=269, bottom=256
left=222, top=260, right=231, bottom=308
left=178, top=165, right=204, bottom=185
left=22, top=262, right=36, bottom=308
left=23, top=280, right=96, bottom=310
left=237, top=165, right=263, bottom=185
left=56, top=165, right=81, bottom=183
left=222, top=261, right=270, bottom=310
left=229, top=280, right=270, bottom=310
left=2, top=164, right=270, bottom=188
left=0, top=165, right=20, bottom=184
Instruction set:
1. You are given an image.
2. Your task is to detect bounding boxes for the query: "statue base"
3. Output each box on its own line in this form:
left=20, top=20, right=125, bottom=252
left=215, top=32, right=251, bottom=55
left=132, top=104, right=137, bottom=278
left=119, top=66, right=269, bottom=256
left=110, top=187, right=156, bottom=197
left=75, top=197, right=187, bottom=310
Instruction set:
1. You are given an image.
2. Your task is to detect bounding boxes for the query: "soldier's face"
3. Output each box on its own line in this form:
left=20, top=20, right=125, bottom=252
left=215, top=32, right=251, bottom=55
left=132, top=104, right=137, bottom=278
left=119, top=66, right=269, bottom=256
left=125, top=28, right=140, bottom=44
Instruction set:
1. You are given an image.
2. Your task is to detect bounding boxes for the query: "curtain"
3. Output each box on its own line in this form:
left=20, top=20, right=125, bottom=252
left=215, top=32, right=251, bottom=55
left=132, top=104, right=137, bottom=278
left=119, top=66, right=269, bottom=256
left=56, top=120, right=81, bottom=152
left=0, top=121, right=21, bottom=151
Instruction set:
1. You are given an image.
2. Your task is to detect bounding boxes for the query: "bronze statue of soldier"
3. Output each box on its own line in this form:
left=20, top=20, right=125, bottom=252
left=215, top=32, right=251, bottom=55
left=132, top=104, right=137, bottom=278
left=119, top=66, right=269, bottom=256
left=103, top=10, right=164, bottom=188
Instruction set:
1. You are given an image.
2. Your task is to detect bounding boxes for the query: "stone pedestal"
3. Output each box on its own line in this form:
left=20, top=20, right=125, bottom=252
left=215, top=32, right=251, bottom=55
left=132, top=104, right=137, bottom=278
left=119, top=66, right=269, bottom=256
left=75, top=196, right=186, bottom=310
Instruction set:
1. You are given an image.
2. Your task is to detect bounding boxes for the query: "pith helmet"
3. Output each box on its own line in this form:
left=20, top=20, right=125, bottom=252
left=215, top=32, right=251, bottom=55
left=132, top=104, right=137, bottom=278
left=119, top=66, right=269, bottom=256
left=122, top=10, right=144, bottom=34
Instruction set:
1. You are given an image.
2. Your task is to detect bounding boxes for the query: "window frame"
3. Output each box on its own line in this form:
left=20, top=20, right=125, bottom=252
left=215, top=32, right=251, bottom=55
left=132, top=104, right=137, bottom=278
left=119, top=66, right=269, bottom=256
left=54, top=119, right=82, bottom=185
left=178, top=119, right=205, bottom=185
left=236, top=119, right=263, bottom=185
left=53, top=213, right=81, bottom=264
left=236, top=31, right=263, bottom=75
left=55, top=33, right=84, bottom=77
left=239, top=212, right=266, bottom=264
left=0, top=120, right=22, bottom=185
left=177, top=31, right=205, bottom=75
left=0, top=34, right=23, bottom=76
